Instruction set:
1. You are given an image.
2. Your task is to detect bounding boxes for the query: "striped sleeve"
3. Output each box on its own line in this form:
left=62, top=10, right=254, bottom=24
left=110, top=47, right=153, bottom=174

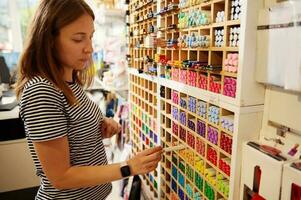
left=20, top=82, right=68, bottom=142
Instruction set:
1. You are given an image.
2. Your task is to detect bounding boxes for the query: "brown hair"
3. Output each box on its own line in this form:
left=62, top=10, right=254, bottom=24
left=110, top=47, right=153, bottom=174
left=15, top=0, right=95, bottom=105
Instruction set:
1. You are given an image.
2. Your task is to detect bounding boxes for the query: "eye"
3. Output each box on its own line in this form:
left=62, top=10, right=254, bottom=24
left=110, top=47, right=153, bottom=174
left=72, top=39, right=83, bottom=43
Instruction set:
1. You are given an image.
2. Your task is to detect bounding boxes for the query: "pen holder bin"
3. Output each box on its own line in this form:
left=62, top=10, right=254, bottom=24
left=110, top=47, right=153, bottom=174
left=281, top=161, right=301, bottom=200
left=240, top=141, right=289, bottom=200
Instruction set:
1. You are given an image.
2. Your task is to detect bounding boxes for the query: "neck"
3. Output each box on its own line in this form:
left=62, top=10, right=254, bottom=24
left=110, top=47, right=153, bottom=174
left=63, top=68, right=74, bottom=82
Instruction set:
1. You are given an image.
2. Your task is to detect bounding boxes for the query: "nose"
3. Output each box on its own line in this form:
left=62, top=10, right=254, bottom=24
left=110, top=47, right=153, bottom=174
left=84, top=40, right=93, bottom=54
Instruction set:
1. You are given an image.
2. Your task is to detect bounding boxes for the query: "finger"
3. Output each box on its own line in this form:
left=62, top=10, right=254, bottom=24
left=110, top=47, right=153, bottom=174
left=147, top=164, right=159, bottom=173
left=142, top=151, right=163, bottom=163
left=101, top=125, right=107, bottom=133
left=103, top=125, right=113, bottom=136
left=109, top=120, right=120, bottom=133
left=144, top=160, right=160, bottom=169
left=101, top=118, right=109, bottom=130
left=103, top=117, right=110, bottom=125
left=111, top=118, right=119, bottom=125
left=115, top=124, right=121, bottom=134
left=139, top=146, right=163, bottom=156
left=109, top=126, right=116, bottom=136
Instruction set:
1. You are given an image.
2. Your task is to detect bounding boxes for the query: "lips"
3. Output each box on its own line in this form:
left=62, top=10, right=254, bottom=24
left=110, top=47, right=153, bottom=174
left=79, top=59, right=89, bottom=63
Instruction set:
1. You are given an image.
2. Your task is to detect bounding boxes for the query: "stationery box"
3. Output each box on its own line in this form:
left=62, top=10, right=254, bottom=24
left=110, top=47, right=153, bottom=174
left=240, top=141, right=289, bottom=200
left=281, top=161, right=301, bottom=200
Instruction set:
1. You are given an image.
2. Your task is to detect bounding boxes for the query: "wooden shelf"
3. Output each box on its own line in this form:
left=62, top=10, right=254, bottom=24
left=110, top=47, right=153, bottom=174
left=159, top=8, right=179, bottom=16
left=181, top=5, right=198, bottom=12
left=165, top=28, right=180, bottom=33
left=211, top=47, right=225, bottom=51
left=132, top=82, right=156, bottom=96
left=160, top=174, right=166, bottom=181
left=180, top=25, right=211, bottom=32
left=207, top=121, right=220, bottom=130
left=130, top=92, right=157, bottom=110
left=128, top=0, right=265, bottom=199
left=222, top=71, right=238, bottom=78
left=165, top=98, right=173, bottom=105
left=201, top=1, right=212, bottom=8
left=190, top=109, right=208, bottom=123
left=132, top=112, right=155, bottom=134
left=212, top=22, right=226, bottom=28
left=132, top=33, right=151, bottom=37
left=225, top=47, right=239, bottom=52
left=213, top=0, right=226, bottom=3
left=221, top=127, right=233, bottom=136
left=134, top=0, right=154, bottom=11
left=179, top=47, right=210, bottom=51
left=227, top=20, right=241, bottom=26
left=218, top=167, right=230, bottom=180
left=219, top=147, right=232, bottom=159
left=133, top=17, right=156, bottom=24
left=133, top=46, right=156, bottom=50
left=206, top=140, right=221, bottom=156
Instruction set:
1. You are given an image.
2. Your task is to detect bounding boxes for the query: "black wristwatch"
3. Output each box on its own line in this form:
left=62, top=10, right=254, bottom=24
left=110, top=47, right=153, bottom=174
left=120, top=161, right=131, bottom=177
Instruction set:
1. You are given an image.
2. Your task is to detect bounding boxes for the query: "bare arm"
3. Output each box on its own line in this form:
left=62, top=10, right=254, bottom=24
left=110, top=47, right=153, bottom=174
left=33, top=136, right=162, bottom=190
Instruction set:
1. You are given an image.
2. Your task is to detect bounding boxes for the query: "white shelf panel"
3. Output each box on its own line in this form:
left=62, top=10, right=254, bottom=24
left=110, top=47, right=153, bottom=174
left=128, top=68, right=158, bottom=82
left=159, top=77, right=218, bottom=104
left=159, top=77, right=264, bottom=114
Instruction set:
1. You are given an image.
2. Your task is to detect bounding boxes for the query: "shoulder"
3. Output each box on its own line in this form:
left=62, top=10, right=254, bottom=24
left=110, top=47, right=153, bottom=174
left=20, top=76, right=65, bottom=106
left=22, top=76, right=62, bottom=97
left=24, top=76, right=56, bottom=90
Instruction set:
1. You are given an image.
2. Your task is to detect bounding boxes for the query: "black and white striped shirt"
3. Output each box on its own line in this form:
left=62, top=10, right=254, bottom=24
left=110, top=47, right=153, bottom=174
left=20, top=76, right=112, bottom=200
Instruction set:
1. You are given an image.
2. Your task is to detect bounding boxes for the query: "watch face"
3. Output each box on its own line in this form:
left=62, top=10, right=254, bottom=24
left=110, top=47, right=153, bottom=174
left=121, top=165, right=131, bottom=177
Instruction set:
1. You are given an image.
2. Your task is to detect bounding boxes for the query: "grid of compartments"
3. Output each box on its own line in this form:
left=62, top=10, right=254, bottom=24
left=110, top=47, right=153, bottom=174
left=128, top=0, right=158, bottom=70
left=160, top=85, right=234, bottom=200
left=126, top=0, right=255, bottom=199
left=129, top=74, right=160, bottom=198
left=159, top=0, right=241, bottom=99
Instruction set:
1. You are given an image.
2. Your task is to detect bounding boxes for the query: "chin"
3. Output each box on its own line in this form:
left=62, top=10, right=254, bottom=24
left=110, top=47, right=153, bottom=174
left=76, top=63, right=89, bottom=71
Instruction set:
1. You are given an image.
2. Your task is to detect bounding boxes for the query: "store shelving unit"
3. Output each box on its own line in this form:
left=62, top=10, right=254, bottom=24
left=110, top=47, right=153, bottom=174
left=127, top=0, right=265, bottom=199
left=129, top=68, right=263, bottom=200
left=158, top=85, right=264, bottom=200
left=157, top=0, right=265, bottom=107
left=129, top=73, right=160, bottom=198
left=128, top=0, right=158, bottom=71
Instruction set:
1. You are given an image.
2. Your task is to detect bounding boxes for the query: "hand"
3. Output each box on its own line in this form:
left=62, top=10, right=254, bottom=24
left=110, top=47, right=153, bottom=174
left=100, top=117, right=121, bottom=139
left=127, top=146, right=163, bottom=175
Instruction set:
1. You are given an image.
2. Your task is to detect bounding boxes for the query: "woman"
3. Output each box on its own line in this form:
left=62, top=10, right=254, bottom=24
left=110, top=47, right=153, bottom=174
left=15, top=0, right=163, bottom=199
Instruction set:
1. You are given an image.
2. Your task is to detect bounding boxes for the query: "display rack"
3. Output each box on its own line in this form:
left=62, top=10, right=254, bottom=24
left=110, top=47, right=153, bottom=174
left=129, top=68, right=263, bottom=200
left=128, top=0, right=158, bottom=72
left=157, top=0, right=265, bottom=107
left=127, top=0, right=266, bottom=199
left=129, top=73, right=160, bottom=198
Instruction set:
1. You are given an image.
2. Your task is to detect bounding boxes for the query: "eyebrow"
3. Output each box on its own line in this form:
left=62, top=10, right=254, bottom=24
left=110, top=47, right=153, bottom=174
left=73, top=32, right=86, bottom=36
left=73, top=30, right=95, bottom=36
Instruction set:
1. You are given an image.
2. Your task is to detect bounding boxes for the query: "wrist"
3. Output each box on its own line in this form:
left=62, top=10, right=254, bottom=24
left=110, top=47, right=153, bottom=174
left=126, top=159, right=135, bottom=176
left=120, top=161, right=132, bottom=177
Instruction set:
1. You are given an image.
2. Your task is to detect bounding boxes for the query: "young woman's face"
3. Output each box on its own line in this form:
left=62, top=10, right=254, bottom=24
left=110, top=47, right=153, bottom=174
left=55, top=13, right=94, bottom=75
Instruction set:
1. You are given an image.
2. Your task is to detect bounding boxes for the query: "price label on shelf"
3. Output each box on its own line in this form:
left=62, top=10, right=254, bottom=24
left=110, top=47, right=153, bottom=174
left=208, top=95, right=220, bottom=105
